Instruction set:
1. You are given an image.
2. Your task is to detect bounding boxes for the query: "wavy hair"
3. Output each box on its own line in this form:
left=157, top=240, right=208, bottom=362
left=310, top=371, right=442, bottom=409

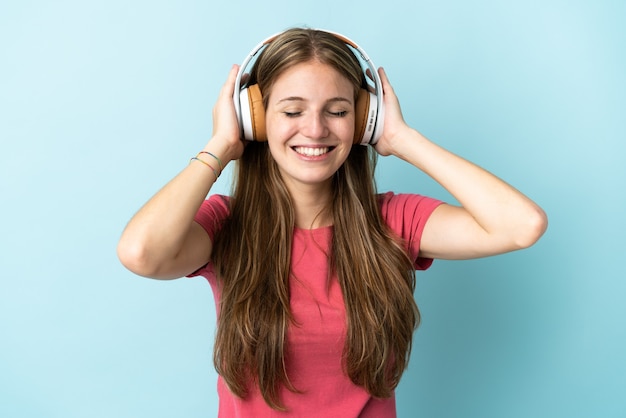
left=211, top=28, right=419, bottom=410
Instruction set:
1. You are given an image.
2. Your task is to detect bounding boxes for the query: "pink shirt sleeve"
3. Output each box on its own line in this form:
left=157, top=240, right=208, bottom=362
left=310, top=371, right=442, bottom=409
left=378, top=191, right=444, bottom=270
left=193, top=194, right=230, bottom=241
left=186, top=194, right=230, bottom=279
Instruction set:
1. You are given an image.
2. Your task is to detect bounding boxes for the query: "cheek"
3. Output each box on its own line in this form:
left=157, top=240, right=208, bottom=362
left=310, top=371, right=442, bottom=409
left=334, top=117, right=356, bottom=144
left=265, top=113, right=292, bottom=142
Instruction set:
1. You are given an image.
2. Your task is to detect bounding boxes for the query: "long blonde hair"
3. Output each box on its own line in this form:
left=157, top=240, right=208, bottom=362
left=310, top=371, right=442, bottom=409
left=211, top=28, right=419, bottom=410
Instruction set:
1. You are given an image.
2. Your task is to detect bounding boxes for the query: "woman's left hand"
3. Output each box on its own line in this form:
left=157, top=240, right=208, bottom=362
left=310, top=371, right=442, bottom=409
left=372, top=67, right=413, bottom=157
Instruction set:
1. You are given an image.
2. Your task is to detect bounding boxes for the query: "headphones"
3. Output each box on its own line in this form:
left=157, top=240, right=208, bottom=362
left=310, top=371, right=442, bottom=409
left=232, top=29, right=384, bottom=145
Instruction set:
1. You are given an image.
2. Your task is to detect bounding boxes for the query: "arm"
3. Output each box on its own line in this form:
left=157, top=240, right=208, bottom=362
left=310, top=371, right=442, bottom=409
left=374, top=68, right=547, bottom=260
left=117, top=65, right=245, bottom=279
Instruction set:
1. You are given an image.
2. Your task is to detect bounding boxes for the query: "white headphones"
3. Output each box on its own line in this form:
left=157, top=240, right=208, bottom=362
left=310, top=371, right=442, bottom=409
left=232, top=29, right=385, bottom=145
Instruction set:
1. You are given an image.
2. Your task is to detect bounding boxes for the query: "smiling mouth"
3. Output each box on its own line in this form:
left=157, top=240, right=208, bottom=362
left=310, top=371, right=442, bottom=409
left=293, top=146, right=335, bottom=156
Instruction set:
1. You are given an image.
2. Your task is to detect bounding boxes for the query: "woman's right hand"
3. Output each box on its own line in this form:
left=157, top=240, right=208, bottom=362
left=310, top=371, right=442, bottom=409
left=207, top=64, right=246, bottom=163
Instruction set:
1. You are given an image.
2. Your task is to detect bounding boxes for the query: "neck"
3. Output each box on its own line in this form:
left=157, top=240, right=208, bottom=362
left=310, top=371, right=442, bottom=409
left=287, top=181, right=333, bottom=229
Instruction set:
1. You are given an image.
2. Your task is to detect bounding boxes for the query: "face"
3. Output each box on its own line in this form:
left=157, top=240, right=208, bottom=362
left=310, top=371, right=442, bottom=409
left=265, top=60, right=355, bottom=194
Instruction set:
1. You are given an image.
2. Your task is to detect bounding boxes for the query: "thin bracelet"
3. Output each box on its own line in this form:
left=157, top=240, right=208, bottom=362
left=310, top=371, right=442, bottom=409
left=190, top=157, right=219, bottom=179
left=198, top=151, right=223, bottom=173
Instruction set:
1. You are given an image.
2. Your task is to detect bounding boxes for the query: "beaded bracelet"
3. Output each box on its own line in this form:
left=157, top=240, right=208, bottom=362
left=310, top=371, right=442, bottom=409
left=190, top=157, right=219, bottom=179
left=198, top=151, right=223, bottom=173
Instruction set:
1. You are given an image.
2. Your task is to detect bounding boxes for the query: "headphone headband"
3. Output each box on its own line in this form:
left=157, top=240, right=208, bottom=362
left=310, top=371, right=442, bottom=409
left=233, top=29, right=384, bottom=145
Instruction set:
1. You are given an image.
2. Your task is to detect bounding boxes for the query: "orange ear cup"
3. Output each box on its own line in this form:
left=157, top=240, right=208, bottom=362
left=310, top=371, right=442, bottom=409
left=247, top=84, right=267, bottom=141
left=247, top=84, right=370, bottom=144
left=353, top=89, right=370, bottom=145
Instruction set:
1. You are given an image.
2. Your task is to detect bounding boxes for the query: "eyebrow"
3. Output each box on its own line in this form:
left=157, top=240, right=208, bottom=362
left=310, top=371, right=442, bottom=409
left=276, top=96, right=352, bottom=105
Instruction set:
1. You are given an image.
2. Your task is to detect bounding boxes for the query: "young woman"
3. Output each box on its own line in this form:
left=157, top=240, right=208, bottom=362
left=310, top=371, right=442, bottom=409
left=117, top=28, right=547, bottom=417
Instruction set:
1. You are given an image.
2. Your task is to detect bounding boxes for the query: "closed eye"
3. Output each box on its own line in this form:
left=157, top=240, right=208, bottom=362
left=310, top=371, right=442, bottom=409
left=282, top=109, right=348, bottom=117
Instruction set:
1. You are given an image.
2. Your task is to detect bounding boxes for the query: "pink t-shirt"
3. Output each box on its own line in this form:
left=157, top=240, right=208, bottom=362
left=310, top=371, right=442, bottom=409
left=191, top=192, right=442, bottom=417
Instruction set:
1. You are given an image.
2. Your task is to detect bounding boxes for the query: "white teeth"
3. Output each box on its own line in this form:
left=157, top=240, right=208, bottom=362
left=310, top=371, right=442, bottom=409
left=294, top=146, right=329, bottom=156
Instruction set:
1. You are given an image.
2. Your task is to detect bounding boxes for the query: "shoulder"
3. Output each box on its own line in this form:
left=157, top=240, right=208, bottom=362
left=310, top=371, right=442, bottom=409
left=377, top=191, right=443, bottom=243
left=199, top=194, right=230, bottom=214
left=378, top=191, right=444, bottom=269
left=378, top=191, right=443, bottom=221
left=194, top=194, right=231, bottom=239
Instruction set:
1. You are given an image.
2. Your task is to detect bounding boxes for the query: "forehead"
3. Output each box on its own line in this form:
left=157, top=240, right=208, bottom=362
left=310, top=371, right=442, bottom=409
left=269, top=61, right=354, bottom=100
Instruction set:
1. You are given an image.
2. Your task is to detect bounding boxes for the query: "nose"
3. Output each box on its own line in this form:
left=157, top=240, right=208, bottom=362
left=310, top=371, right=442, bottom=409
left=301, top=112, right=329, bottom=139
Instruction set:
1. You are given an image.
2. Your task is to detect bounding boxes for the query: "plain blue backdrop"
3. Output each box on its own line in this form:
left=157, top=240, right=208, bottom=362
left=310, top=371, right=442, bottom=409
left=1, top=0, right=625, bottom=417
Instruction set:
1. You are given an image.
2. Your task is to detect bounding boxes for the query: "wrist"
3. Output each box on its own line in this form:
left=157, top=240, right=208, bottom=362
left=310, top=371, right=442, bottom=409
left=202, top=137, right=236, bottom=166
left=386, top=126, right=425, bottom=158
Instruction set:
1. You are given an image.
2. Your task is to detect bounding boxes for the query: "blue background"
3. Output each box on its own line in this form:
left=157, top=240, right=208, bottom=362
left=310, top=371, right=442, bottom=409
left=1, top=1, right=625, bottom=417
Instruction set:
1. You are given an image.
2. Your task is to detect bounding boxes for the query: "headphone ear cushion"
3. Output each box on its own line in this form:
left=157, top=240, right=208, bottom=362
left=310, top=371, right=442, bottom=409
left=239, top=84, right=267, bottom=141
left=354, top=88, right=375, bottom=144
left=354, top=88, right=369, bottom=144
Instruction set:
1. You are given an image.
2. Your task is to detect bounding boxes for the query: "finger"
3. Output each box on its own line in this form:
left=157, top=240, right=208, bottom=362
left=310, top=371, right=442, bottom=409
left=377, top=67, right=397, bottom=98
left=377, top=67, right=388, bottom=91
left=219, top=64, right=240, bottom=98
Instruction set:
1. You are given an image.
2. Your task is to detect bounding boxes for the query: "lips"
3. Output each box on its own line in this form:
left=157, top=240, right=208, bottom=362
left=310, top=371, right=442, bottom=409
left=292, top=146, right=334, bottom=157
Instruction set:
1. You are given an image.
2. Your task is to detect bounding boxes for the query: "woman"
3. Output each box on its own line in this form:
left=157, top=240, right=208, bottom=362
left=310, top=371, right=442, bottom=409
left=117, top=28, right=547, bottom=417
